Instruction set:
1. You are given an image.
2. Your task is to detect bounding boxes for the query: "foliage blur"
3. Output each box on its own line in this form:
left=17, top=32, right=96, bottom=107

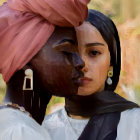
left=0, top=0, right=6, bottom=5
left=0, top=0, right=140, bottom=114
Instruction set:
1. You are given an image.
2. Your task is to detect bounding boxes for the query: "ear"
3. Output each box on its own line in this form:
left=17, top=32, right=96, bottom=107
left=108, top=66, right=113, bottom=72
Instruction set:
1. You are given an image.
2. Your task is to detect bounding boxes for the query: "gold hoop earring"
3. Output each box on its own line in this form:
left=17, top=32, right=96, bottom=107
left=108, top=70, right=113, bottom=77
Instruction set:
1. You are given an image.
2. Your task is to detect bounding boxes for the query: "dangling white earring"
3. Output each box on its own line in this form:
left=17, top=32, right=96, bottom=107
left=107, top=70, right=113, bottom=85
left=23, top=69, right=33, bottom=90
left=22, top=68, right=34, bottom=113
left=107, top=77, right=112, bottom=85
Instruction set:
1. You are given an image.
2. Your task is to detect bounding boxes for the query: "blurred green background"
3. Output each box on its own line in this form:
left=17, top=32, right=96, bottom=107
left=0, top=0, right=140, bottom=114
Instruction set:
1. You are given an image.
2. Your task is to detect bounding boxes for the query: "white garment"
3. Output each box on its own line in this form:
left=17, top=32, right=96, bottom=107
left=0, top=108, right=51, bottom=140
left=116, top=108, right=140, bottom=140
left=42, top=107, right=140, bottom=140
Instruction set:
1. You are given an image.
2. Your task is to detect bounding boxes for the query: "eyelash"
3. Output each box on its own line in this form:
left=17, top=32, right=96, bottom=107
left=88, top=50, right=101, bottom=57
left=62, top=51, right=72, bottom=57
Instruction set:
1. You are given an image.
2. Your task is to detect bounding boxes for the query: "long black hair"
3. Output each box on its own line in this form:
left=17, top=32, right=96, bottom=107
left=86, top=9, right=121, bottom=91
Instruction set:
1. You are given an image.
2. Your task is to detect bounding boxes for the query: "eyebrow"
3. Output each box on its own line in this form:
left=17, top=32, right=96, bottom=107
left=57, top=39, right=75, bottom=45
left=53, top=38, right=75, bottom=50
left=85, top=42, right=105, bottom=47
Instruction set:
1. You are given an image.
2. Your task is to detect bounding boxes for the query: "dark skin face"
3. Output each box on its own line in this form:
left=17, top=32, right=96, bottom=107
left=30, top=27, right=84, bottom=97
left=4, top=27, right=84, bottom=124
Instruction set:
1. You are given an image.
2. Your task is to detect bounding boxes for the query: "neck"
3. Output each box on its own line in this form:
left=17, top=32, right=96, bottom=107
left=4, top=71, right=25, bottom=106
left=65, top=93, right=100, bottom=117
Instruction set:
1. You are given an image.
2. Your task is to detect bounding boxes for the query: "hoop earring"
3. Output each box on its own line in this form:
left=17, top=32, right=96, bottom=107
left=23, top=69, right=34, bottom=113
left=107, top=70, right=113, bottom=85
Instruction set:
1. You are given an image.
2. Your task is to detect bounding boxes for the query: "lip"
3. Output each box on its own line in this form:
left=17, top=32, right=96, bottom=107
left=80, top=77, right=93, bottom=85
left=72, top=71, right=84, bottom=86
left=81, top=77, right=92, bottom=81
left=73, top=78, right=83, bottom=86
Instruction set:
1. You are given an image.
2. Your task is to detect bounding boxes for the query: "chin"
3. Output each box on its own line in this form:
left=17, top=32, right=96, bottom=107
left=78, top=85, right=104, bottom=96
left=77, top=93, right=94, bottom=96
left=77, top=90, right=94, bottom=96
left=50, top=86, right=78, bottom=97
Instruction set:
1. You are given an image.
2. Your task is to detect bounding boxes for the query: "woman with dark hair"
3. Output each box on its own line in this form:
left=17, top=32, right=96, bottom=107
left=42, top=10, right=139, bottom=140
left=0, top=0, right=89, bottom=139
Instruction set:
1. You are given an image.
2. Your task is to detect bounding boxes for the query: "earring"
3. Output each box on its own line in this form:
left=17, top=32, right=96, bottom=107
left=23, top=69, right=33, bottom=90
left=107, top=70, right=113, bottom=85
left=23, top=68, right=34, bottom=114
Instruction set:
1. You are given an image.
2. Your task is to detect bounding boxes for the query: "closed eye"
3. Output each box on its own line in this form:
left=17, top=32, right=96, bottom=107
left=62, top=51, right=72, bottom=56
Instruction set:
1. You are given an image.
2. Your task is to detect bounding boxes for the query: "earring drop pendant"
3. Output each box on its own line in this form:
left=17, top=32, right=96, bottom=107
left=23, top=69, right=33, bottom=90
left=107, top=77, right=112, bottom=85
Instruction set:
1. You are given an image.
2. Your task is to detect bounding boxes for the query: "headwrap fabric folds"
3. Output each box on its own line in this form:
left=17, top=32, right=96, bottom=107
left=0, top=0, right=89, bottom=82
left=8, top=0, right=89, bottom=27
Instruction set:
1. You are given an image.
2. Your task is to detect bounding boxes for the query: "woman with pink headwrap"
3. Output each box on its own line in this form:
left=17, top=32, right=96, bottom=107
left=0, top=0, right=89, bottom=139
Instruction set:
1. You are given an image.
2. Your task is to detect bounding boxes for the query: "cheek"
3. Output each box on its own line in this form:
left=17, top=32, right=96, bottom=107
left=90, top=55, right=110, bottom=80
left=45, top=61, right=72, bottom=83
left=42, top=58, right=78, bottom=96
left=96, top=57, right=110, bottom=81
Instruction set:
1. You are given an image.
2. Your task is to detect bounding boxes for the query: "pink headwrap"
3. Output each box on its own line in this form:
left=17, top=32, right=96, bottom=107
left=0, top=0, right=89, bottom=82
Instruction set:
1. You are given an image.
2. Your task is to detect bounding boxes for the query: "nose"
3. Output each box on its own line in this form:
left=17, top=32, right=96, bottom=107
left=72, top=52, right=85, bottom=70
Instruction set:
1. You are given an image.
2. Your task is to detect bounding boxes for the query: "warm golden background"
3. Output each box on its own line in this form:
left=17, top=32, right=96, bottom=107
left=0, top=0, right=140, bottom=113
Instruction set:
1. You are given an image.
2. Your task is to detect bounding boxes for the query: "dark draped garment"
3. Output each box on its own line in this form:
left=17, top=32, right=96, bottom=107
left=65, top=90, right=139, bottom=140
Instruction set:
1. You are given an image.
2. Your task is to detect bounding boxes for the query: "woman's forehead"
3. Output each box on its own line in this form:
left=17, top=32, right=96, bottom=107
left=44, top=27, right=76, bottom=47
left=75, top=22, right=107, bottom=46
left=75, top=22, right=94, bottom=31
left=54, top=27, right=75, bottom=37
